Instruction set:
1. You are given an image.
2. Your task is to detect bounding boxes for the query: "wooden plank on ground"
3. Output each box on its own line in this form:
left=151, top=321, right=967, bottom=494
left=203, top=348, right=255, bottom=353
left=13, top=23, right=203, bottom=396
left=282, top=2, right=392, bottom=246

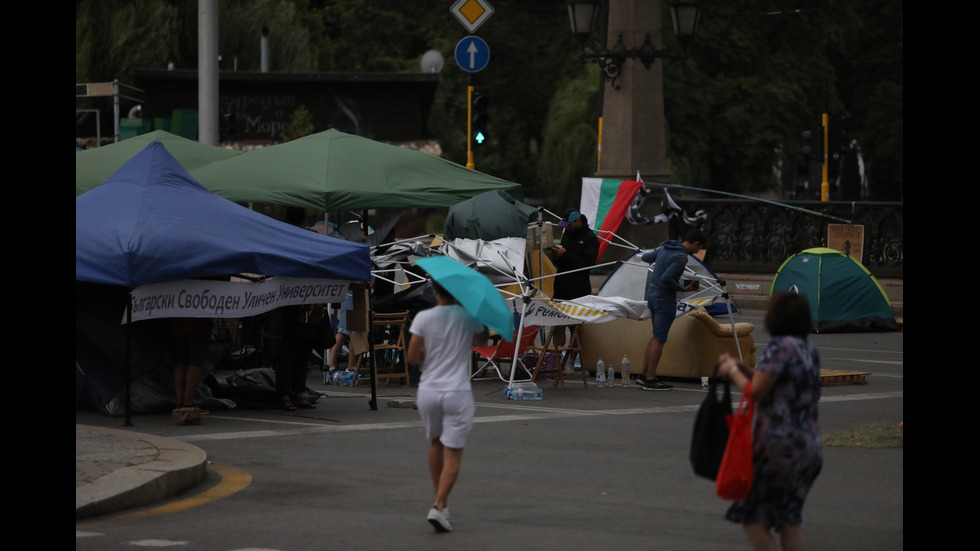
left=820, top=369, right=871, bottom=386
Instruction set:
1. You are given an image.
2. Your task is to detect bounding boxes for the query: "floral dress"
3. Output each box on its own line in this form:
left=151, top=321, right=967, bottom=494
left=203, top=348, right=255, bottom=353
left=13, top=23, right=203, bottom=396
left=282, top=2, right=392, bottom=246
left=725, top=335, right=823, bottom=530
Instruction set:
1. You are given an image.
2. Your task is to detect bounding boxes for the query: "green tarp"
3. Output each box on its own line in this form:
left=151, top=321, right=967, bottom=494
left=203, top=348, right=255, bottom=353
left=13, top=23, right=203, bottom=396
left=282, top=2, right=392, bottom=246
left=189, top=129, right=523, bottom=211
left=75, top=130, right=241, bottom=196
left=444, top=190, right=538, bottom=241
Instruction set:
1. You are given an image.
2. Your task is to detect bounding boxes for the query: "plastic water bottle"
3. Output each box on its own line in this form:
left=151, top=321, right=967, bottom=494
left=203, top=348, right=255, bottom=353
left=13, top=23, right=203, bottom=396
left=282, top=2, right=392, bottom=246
left=607, top=363, right=615, bottom=387
left=596, top=357, right=606, bottom=387
left=621, top=355, right=631, bottom=387
left=506, top=383, right=543, bottom=400
left=513, top=387, right=543, bottom=400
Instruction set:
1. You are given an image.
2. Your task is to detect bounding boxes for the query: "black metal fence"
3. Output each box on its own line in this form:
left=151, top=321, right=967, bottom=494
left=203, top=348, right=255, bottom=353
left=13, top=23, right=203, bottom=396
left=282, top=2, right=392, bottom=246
left=688, top=199, right=903, bottom=278
left=600, top=197, right=903, bottom=279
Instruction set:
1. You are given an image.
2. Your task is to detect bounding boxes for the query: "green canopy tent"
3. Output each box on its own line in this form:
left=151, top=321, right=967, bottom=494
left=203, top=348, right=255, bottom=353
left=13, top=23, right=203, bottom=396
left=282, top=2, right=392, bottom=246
left=189, top=129, right=523, bottom=211
left=444, top=190, right=538, bottom=241
left=75, top=130, right=242, bottom=196
left=770, top=247, right=899, bottom=333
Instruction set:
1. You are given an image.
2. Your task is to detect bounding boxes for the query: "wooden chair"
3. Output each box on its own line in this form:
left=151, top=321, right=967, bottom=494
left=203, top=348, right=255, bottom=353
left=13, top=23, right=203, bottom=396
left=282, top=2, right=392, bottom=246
left=351, top=310, right=412, bottom=387
left=471, top=326, right=540, bottom=381
left=529, top=325, right=588, bottom=389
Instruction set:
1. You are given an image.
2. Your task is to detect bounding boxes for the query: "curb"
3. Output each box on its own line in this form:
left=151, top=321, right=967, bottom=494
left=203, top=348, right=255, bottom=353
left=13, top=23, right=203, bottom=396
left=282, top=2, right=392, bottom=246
left=76, top=426, right=209, bottom=521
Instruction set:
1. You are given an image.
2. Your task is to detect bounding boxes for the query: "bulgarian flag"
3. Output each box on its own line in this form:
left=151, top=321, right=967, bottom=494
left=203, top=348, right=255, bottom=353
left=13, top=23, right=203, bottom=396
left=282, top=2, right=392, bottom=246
left=579, top=178, right=644, bottom=258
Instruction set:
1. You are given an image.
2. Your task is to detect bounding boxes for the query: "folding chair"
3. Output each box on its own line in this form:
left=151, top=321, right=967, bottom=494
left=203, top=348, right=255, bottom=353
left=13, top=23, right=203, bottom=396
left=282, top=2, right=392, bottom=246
left=529, top=325, right=588, bottom=389
left=471, top=326, right=540, bottom=381
left=351, top=310, right=412, bottom=387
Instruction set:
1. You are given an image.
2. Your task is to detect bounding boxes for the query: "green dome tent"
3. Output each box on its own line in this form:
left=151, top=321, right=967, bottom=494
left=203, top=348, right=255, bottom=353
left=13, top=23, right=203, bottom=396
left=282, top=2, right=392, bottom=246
left=771, top=247, right=899, bottom=333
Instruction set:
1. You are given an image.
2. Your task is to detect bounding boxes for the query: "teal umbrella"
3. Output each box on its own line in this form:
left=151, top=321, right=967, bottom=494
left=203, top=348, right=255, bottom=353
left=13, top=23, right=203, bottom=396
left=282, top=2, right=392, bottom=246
left=414, top=256, right=515, bottom=341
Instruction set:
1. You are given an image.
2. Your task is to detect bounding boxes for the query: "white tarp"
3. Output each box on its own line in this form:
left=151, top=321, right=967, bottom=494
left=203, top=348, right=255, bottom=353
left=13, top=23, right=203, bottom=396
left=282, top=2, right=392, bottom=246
left=508, top=295, right=651, bottom=326
left=369, top=235, right=729, bottom=325
left=440, top=237, right=527, bottom=285
left=598, top=249, right=727, bottom=317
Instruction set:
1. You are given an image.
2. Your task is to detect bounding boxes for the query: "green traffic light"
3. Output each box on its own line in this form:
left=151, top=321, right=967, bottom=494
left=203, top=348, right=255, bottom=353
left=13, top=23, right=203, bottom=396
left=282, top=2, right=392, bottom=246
left=475, top=131, right=486, bottom=144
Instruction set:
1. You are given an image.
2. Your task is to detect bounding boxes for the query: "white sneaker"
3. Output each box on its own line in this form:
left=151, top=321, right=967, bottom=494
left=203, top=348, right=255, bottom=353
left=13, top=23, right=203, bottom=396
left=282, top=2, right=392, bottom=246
left=427, top=506, right=452, bottom=532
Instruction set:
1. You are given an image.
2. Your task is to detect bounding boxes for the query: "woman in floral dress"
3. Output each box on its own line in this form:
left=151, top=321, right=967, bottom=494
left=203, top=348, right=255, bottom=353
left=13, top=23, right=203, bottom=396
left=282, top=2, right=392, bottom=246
left=717, top=291, right=823, bottom=551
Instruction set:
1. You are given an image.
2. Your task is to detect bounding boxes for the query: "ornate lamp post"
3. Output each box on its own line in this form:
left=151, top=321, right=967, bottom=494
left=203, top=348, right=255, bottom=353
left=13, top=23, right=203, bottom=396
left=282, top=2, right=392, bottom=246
left=567, top=1, right=700, bottom=90
left=566, top=0, right=699, bottom=178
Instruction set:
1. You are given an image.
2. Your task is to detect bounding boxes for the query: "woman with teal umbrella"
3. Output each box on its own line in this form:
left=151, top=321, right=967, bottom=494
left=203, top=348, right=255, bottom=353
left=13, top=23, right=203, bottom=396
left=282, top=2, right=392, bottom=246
left=409, top=256, right=508, bottom=533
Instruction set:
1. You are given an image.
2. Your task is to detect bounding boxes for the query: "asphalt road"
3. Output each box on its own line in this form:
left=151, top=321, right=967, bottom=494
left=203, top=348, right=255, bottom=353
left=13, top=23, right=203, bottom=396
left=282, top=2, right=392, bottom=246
left=75, top=309, right=903, bottom=551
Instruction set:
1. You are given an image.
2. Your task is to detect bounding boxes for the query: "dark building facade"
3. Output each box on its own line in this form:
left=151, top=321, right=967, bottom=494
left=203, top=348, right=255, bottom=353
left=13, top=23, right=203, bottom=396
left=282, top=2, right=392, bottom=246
left=127, top=69, right=439, bottom=144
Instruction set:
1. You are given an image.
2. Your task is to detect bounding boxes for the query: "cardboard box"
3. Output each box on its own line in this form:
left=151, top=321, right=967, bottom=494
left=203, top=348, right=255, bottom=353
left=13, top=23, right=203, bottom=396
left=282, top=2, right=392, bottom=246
left=527, top=223, right=556, bottom=251
left=827, top=224, right=864, bottom=263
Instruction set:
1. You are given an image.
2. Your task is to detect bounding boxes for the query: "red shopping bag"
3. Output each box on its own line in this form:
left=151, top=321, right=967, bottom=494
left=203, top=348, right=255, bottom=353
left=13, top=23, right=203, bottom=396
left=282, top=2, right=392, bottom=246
left=716, top=382, right=754, bottom=500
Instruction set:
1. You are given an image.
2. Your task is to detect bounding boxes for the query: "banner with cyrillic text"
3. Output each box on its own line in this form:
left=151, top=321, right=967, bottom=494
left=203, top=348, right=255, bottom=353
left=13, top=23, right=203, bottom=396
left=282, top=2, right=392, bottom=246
left=508, top=294, right=720, bottom=326
left=509, top=297, right=615, bottom=326
left=128, top=277, right=350, bottom=323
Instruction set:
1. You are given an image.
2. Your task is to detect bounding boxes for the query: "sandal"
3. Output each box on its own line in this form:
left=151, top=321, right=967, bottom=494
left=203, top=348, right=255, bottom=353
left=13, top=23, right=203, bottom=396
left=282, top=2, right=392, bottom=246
left=281, top=395, right=297, bottom=411
left=294, top=396, right=316, bottom=409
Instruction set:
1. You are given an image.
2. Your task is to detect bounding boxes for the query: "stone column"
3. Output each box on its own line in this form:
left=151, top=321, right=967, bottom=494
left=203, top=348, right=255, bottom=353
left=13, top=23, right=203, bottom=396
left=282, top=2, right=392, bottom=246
left=596, top=0, right=670, bottom=256
left=597, top=0, right=669, bottom=183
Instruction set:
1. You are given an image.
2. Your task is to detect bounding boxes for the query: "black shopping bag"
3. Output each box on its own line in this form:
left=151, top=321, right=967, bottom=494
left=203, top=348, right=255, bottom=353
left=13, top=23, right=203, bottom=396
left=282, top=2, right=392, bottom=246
left=689, top=365, right=733, bottom=480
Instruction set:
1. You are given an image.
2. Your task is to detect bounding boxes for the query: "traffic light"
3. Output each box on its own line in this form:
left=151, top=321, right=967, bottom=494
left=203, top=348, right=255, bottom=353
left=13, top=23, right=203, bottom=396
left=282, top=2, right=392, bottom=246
left=472, top=93, right=489, bottom=145
left=828, top=114, right=847, bottom=161
left=801, top=126, right=823, bottom=162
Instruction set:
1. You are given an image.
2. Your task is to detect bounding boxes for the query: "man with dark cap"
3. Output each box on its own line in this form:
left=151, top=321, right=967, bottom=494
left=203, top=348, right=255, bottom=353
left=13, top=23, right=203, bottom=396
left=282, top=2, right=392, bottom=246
left=551, top=209, right=599, bottom=346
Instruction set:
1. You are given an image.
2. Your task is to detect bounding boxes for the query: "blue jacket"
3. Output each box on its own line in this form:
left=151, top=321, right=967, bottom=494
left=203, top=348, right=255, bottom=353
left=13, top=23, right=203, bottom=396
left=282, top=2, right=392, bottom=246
left=641, top=240, right=689, bottom=300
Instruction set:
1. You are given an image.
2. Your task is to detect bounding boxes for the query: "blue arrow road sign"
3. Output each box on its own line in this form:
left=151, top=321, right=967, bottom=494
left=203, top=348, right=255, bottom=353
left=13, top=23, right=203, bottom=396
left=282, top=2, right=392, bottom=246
left=454, top=36, right=490, bottom=73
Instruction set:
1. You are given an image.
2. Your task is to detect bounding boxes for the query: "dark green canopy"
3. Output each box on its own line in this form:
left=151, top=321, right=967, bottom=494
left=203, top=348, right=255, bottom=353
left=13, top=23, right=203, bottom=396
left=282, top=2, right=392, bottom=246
left=189, top=129, right=523, bottom=211
left=444, top=190, right=538, bottom=241
left=75, top=130, right=242, bottom=196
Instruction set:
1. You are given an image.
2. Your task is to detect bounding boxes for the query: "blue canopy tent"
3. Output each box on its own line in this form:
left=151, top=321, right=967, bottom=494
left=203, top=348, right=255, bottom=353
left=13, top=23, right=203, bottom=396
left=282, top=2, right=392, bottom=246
left=76, top=141, right=371, bottom=286
left=76, top=142, right=372, bottom=420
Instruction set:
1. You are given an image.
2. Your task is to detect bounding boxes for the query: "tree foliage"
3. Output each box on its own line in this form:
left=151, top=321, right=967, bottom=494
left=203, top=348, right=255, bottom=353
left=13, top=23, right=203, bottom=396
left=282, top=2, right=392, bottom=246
left=76, top=0, right=182, bottom=84
left=663, top=0, right=902, bottom=200
left=279, top=105, right=314, bottom=142
left=76, top=0, right=902, bottom=201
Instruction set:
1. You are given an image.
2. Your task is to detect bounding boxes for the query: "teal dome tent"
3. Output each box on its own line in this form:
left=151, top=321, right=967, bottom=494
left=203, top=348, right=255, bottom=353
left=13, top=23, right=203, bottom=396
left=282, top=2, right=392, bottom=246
left=770, top=248, right=898, bottom=333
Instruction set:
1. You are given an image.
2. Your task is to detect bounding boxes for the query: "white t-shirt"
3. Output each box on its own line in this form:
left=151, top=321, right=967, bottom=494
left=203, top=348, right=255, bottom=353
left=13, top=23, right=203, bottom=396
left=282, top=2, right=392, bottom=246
left=410, top=304, right=484, bottom=391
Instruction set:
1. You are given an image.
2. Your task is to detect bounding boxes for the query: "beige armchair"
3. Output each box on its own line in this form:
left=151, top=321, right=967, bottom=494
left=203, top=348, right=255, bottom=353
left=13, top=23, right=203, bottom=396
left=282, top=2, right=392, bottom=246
left=578, top=308, right=756, bottom=381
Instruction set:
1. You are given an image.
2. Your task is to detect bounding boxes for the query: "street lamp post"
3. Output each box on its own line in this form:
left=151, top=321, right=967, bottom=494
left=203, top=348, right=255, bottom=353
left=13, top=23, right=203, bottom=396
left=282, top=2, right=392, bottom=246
left=568, top=1, right=700, bottom=90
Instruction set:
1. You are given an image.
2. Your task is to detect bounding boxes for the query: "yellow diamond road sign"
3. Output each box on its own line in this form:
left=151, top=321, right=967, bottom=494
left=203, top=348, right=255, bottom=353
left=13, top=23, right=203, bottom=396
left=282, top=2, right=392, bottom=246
left=451, top=0, right=494, bottom=34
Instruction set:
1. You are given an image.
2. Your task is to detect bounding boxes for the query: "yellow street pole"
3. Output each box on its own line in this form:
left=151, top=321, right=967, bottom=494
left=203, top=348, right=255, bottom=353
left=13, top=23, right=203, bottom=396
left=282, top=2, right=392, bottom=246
left=467, top=85, right=475, bottom=169
left=821, top=112, right=829, bottom=201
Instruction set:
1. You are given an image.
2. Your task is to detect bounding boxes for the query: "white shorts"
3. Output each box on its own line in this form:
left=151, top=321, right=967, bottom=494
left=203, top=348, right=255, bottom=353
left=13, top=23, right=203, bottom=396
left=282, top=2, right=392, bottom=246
left=417, top=389, right=475, bottom=449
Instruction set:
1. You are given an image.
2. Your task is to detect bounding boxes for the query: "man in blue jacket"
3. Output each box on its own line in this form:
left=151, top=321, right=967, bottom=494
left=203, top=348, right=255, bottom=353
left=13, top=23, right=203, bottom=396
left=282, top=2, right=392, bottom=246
left=637, top=229, right=706, bottom=391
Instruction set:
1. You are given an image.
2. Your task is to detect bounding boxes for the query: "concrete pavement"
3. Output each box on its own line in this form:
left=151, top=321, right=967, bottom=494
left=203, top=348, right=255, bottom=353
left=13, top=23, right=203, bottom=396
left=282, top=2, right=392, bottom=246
left=76, top=305, right=903, bottom=528
left=76, top=424, right=208, bottom=520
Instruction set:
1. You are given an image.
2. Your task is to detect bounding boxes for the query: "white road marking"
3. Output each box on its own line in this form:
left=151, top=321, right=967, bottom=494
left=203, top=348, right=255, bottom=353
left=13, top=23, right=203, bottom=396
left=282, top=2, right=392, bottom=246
left=179, top=391, right=900, bottom=443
